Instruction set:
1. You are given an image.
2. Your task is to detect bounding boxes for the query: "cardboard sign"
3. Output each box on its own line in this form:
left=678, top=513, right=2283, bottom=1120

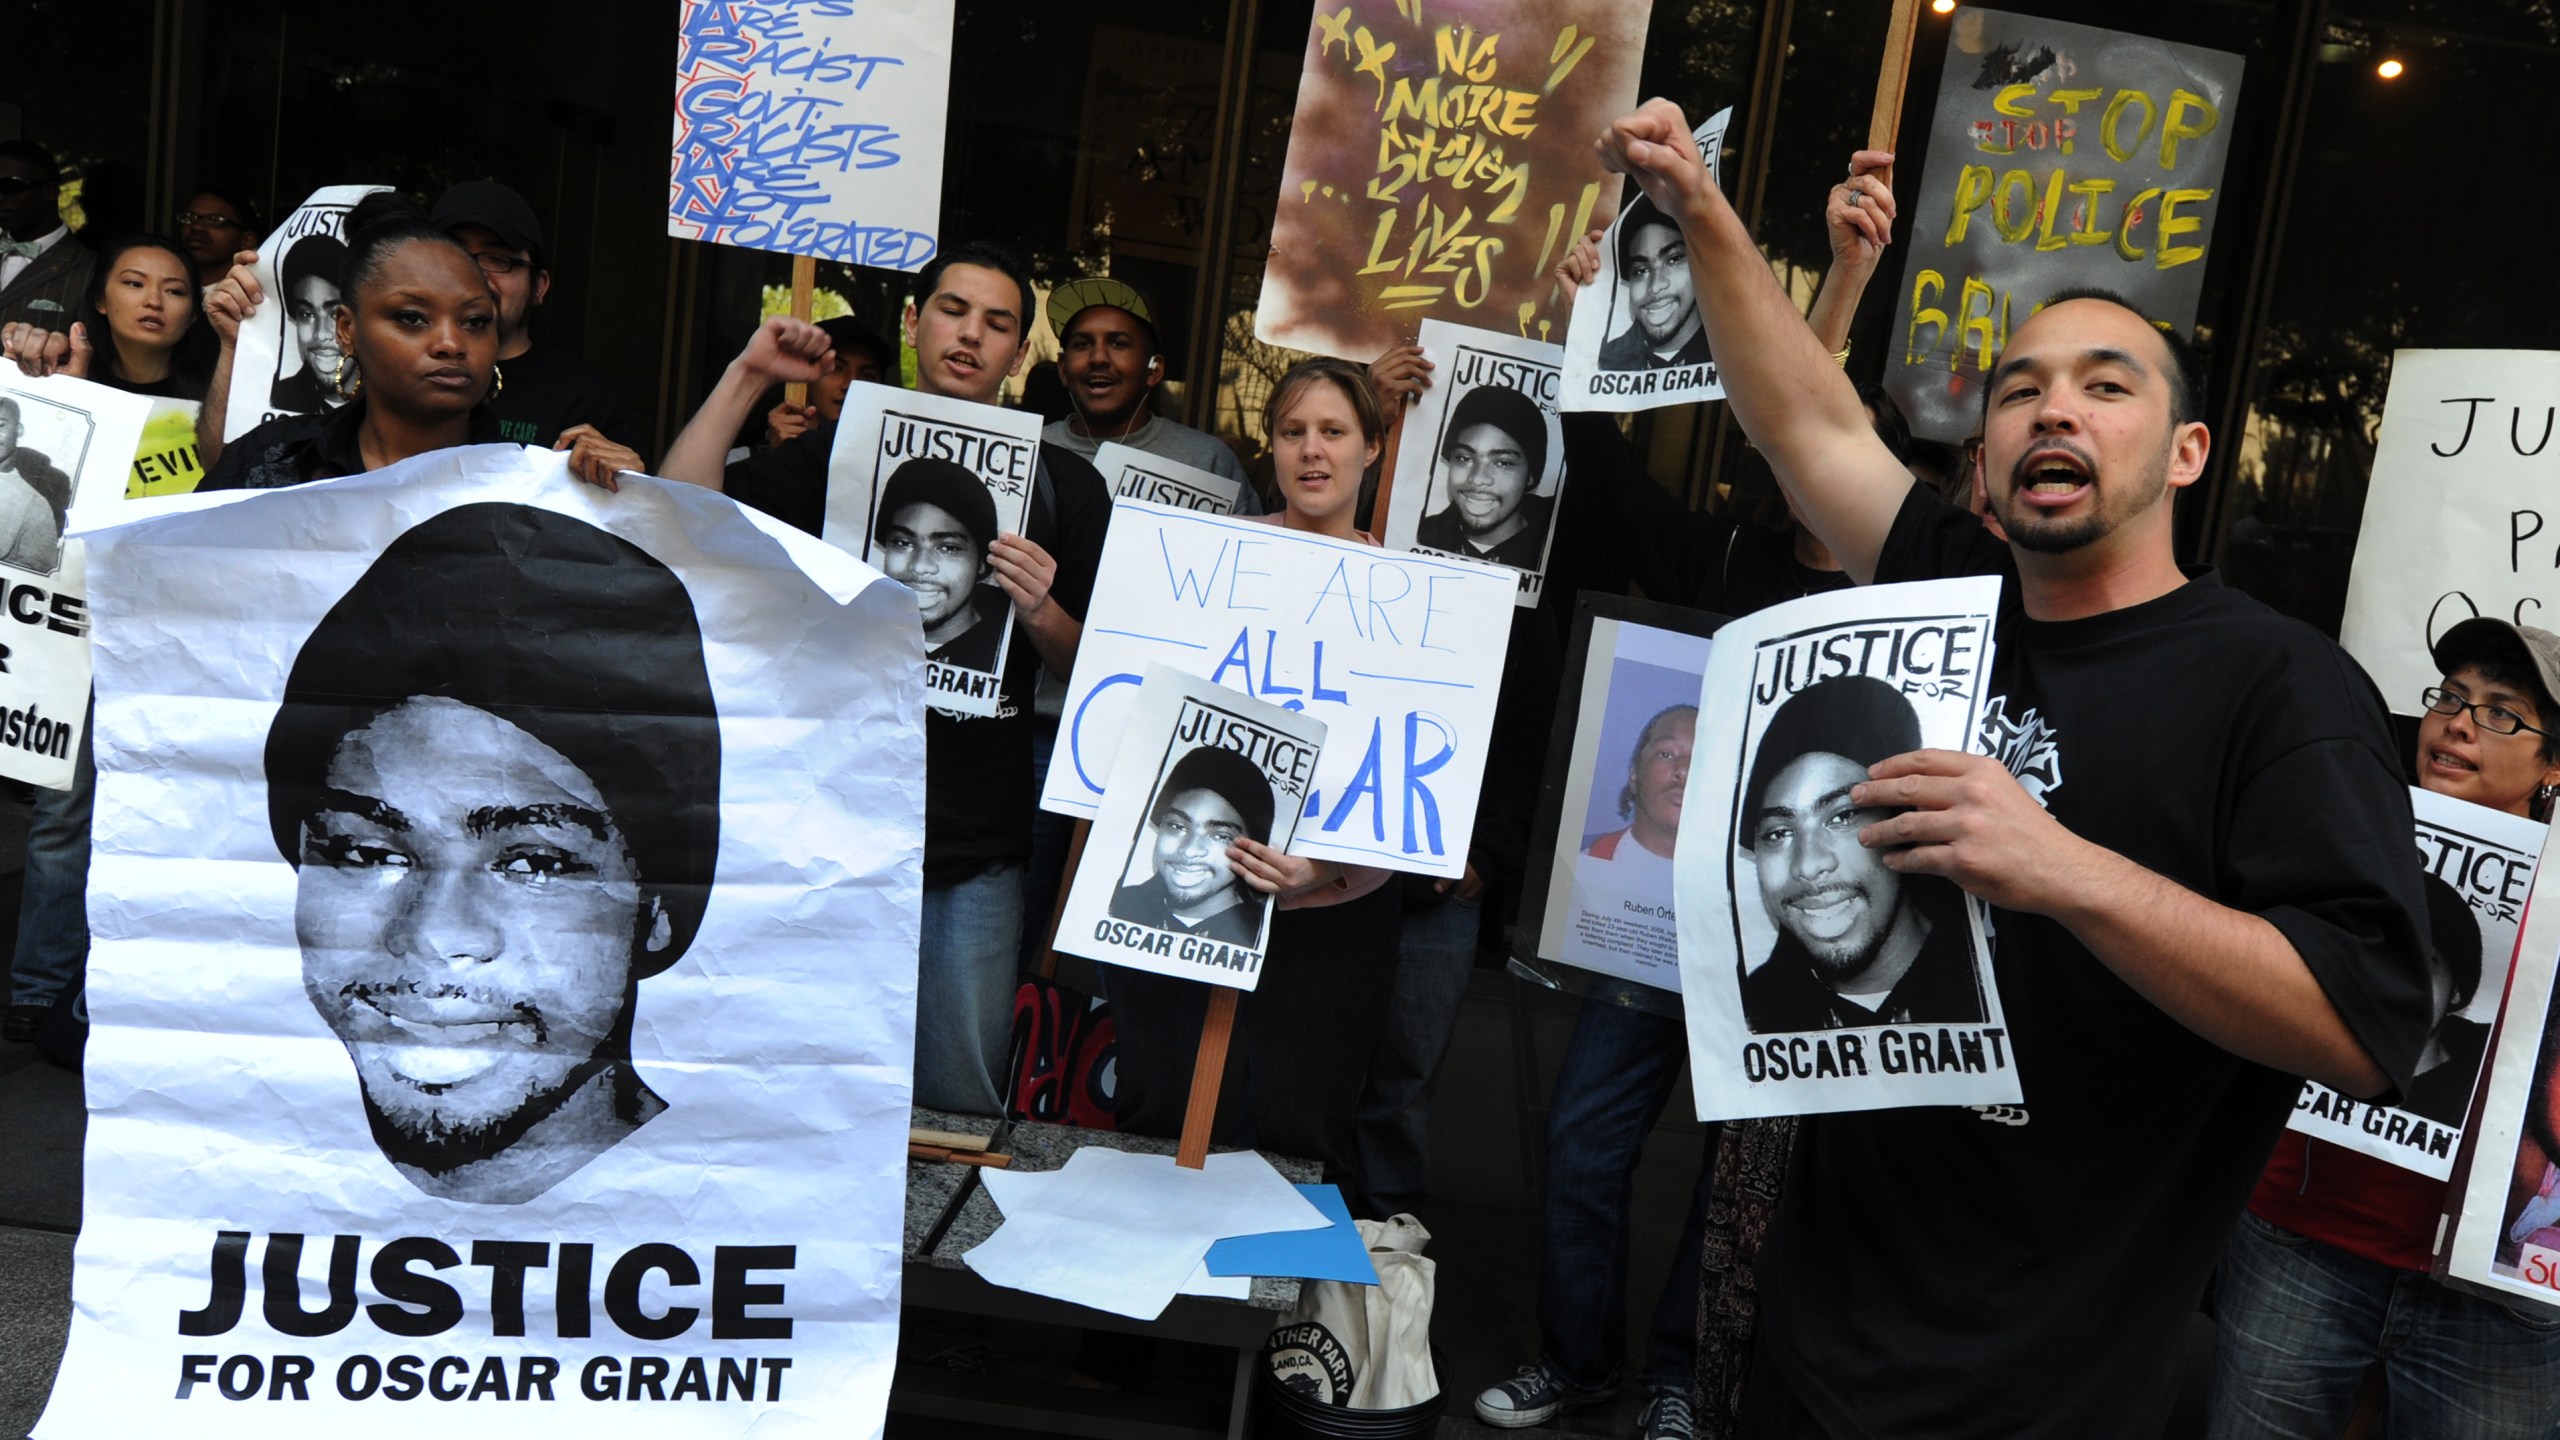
left=36, top=445, right=926, bottom=1437
left=1883, top=9, right=2244, bottom=441
left=2339, top=350, right=2560, bottom=715
left=1056, top=664, right=1327, bottom=988
left=668, top=0, right=955, bottom=271
left=1253, top=0, right=1654, bottom=363
left=1, top=372, right=153, bottom=787
left=2441, top=820, right=2560, bottom=1313
left=1093, top=441, right=1248, bottom=516
left=1515, top=594, right=1723, bottom=994
left=1674, top=577, right=2017, bottom=1120
left=822, top=382, right=1044, bottom=717
left=1041, top=502, right=1514, bottom=880
left=1558, top=109, right=1730, bottom=413
left=2289, top=789, right=2543, bottom=1179
left=220, top=185, right=391, bottom=443
left=1380, top=318, right=1566, bottom=606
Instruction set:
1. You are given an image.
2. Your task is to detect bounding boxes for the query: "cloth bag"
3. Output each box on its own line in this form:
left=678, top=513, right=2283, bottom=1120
left=1262, top=1215, right=1440, bottom=1409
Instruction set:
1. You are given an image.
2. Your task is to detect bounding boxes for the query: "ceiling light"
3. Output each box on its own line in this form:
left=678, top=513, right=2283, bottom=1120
left=2377, top=58, right=2405, bottom=79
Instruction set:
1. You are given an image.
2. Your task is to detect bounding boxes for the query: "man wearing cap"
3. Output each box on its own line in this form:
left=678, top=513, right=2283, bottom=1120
left=432, top=180, right=647, bottom=455
left=1112, top=747, right=1274, bottom=947
left=1737, top=676, right=1983, bottom=1034
left=1415, top=382, right=1554, bottom=570
left=1042, top=276, right=1258, bottom=511
left=877, top=455, right=1005, bottom=674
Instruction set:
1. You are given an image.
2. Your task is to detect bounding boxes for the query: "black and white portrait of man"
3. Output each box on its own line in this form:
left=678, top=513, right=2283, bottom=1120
left=267, top=233, right=352, bottom=414
left=1596, top=195, right=1709, bottom=373
left=0, top=393, right=75, bottom=575
left=1415, top=382, right=1557, bottom=572
left=1109, top=744, right=1275, bottom=948
left=873, top=455, right=1003, bottom=674
left=264, top=502, right=722, bottom=1206
left=1736, top=675, right=1982, bottom=1034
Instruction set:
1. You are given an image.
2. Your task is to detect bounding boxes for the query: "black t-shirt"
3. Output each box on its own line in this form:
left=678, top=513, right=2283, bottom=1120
left=1753, top=486, right=2433, bottom=1438
left=199, top=402, right=512, bottom=489
left=486, top=342, right=647, bottom=455
left=722, top=421, right=1110, bottom=885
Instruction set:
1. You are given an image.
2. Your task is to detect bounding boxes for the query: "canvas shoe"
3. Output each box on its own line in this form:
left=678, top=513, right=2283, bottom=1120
left=1635, top=1390, right=1696, bottom=1440
left=1472, top=1361, right=1616, bottom=1428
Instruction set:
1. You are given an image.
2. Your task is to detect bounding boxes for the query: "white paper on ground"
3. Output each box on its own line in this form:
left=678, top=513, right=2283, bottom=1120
left=965, top=1148, right=1325, bottom=1320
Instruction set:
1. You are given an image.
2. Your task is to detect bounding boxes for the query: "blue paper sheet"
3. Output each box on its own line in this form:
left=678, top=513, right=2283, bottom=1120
left=1205, top=1183, right=1378, bottom=1284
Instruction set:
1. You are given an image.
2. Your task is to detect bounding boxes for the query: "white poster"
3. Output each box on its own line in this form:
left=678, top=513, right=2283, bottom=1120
left=668, top=0, right=955, bottom=271
left=1041, top=502, right=1514, bottom=880
left=1528, top=610, right=1714, bottom=992
left=39, top=445, right=925, bottom=1438
left=1055, top=664, right=1327, bottom=988
left=2444, top=822, right=2560, bottom=1312
left=822, top=382, right=1043, bottom=718
left=1674, top=578, right=2016, bottom=1121
left=1, top=372, right=154, bottom=786
left=1092, top=441, right=1247, bottom=516
left=2340, top=350, right=2560, bottom=716
left=2289, top=789, right=2542, bottom=1179
left=1559, top=109, right=1730, bottom=414
left=220, top=185, right=391, bottom=443
left=1381, top=319, right=1565, bottom=608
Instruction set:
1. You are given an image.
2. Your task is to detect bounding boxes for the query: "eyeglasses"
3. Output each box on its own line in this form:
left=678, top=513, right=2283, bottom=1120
left=175, top=211, right=242, bottom=229
left=2421, top=687, right=2553, bottom=738
left=471, top=252, right=533, bottom=276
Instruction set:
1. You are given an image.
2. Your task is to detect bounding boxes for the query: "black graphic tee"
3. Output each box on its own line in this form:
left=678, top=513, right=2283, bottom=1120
left=1752, top=484, right=2433, bottom=1439
left=484, top=342, right=647, bottom=454
left=724, top=424, right=1110, bottom=884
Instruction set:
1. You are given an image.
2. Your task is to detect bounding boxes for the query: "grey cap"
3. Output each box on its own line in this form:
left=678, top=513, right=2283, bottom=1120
left=2432, top=618, right=2560, bottom=714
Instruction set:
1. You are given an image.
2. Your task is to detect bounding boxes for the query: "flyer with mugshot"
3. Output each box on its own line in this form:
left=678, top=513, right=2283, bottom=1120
left=2289, top=788, right=2542, bottom=1179
left=219, top=184, right=391, bottom=443
left=1, top=370, right=154, bottom=787
left=1380, top=318, right=1566, bottom=608
left=1055, top=664, right=1326, bottom=988
left=822, top=381, right=1042, bottom=717
left=38, top=445, right=926, bottom=1438
left=1559, top=108, right=1730, bottom=414
left=1673, top=576, right=2015, bottom=1121
left=1092, top=440, right=1248, bottom=516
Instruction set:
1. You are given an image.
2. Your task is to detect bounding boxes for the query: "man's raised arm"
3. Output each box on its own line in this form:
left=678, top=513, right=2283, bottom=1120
left=1600, top=101, right=1914, bottom=580
left=657, top=317, right=835, bottom=490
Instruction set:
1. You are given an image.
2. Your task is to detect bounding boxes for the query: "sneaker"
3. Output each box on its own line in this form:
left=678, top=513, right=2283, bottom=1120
left=1472, top=1361, right=1615, bottom=1429
left=1635, top=1390, right=1696, bottom=1440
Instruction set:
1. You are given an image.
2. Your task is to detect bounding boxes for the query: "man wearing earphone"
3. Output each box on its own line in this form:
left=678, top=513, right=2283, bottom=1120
left=1040, top=277, right=1260, bottom=513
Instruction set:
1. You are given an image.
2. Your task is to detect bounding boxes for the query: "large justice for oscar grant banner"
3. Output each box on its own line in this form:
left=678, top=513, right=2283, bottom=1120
left=37, top=446, right=926, bottom=1438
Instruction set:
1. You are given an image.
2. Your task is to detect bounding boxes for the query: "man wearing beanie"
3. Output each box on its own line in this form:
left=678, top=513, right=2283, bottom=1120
left=1415, top=381, right=1554, bottom=570
left=875, top=455, right=1005, bottom=674
left=1111, top=746, right=1275, bottom=947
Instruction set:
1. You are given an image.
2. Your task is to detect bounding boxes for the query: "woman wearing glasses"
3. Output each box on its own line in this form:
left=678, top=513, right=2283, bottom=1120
left=2209, top=617, right=2560, bottom=1438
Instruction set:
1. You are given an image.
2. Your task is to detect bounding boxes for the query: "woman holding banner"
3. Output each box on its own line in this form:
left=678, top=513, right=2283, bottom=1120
left=1105, top=358, right=1403, bottom=1209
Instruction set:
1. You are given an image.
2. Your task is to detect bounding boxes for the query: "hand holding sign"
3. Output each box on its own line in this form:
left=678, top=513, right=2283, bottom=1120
left=1857, top=748, right=2094, bottom=912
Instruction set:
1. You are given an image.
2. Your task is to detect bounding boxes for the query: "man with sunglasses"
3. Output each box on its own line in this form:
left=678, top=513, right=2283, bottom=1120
left=431, top=180, right=645, bottom=456
left=0, top=141, right=94, bottom=338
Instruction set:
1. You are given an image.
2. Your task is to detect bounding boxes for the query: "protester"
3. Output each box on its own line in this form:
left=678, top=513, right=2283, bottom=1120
left=199, top=192, right=637, bottom=490
left=1, top=234, right=206, bottom=396
left=763, top=316, right=895, bottom=447
left=1598, top=106, right=2432, bottom=1438
left=0, top=141, right=95, bottom=337
left=1102, top=358, right=1402, bottom=1207
left=432, top=180, right=647, bottom=453
left=652, top=240, right=1112, bottom=1120
left=2208, top=617, right=2560, bottom=1438
left=176, top=188, right=261, bottom=291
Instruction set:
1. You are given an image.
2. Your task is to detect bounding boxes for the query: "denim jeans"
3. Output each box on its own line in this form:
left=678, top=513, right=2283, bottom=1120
left=2207, top=1208, right=2560, bottom=1438
left=914, top=864, right=1025, bottom=1117
left=12, top=710, right=95, bottom=1008
left=1539, top=988, right=1715, bottom=1396
left=1354, top=890, right=1480, bottom=1218
left=1017, top=715, right=1074, bottom=978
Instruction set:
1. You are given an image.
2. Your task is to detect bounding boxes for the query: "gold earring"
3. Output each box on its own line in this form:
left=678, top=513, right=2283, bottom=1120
left=333, top=356, right=363, bottom=399
left=490, top=363, right=504, bottom=397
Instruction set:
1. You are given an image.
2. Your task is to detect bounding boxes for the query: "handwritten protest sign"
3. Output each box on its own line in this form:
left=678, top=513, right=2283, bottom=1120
left=1093, top=440, right=1249, bottom=516
left=220, top=185, right=389, bottom=444
left=1516, top=595, right=1720, bottom=994
left=668, top=0, right=955, bottom=271
left=37, top=446, right=925, bottom=1438
left=2339, top=351, right=2560, bottom=714
left=1254, top=0, right=1654, bottom=363
left=1674, top=577, right=2016, bottom=1121
left=1884, top=10, right=2243, bottom=441
left=823, top=382, right=1043, bottom=718
left=2443, top=822, right=2560, bottom=1313
left=1057, top=664, right=1328, bottom=988
left=1042, top=502, right=1514, bottom=879
left=1558, top=108, right=1729, bottom=413
left=1381, top=318, right=1564, bottom=606
left=1, top=372, right=152, bottom=787
left=2289, top=788, right=2542, bottom=1180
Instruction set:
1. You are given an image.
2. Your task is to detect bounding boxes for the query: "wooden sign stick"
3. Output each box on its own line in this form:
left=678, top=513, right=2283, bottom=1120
left=1366, top=391, right=1410, bottom=539
left=1867, top=0, right=1925, bottom=188
left=1175, top=987, right=1240, bottom=1170
left=784, top=254, right=817, bottom=407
